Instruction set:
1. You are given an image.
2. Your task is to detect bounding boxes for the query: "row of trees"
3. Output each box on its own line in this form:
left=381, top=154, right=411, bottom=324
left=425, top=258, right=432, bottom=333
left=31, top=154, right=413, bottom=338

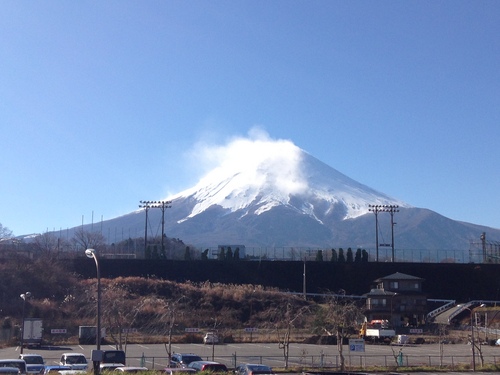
left=1, top=221, right=370, bottom=263
left=197, top=247, right=370, bottom=262
left=320, top=247, right=369, bottom=262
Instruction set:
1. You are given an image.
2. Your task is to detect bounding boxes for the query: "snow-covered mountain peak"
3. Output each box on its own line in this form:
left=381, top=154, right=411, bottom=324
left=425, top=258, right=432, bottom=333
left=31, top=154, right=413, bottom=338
left=169, top=137, right=409, bottom=222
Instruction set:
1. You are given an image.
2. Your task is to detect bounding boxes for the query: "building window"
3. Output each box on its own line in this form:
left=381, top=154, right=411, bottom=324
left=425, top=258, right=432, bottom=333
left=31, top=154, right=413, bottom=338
left=389, top=281, right=399, bottom=289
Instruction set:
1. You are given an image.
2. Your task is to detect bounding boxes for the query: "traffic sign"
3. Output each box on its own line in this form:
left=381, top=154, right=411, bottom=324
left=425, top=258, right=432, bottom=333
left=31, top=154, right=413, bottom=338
left=349, top=338, right=365, bottom=352
left=51, top=329, right=67, bottom=334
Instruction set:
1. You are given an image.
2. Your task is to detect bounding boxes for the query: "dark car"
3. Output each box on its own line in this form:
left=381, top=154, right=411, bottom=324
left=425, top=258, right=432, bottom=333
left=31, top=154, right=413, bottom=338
left=187, top=361, right=227, bottom=372
left=102, top=351, right=126, bottom=366
left=170, top=354, right=202, bottom=368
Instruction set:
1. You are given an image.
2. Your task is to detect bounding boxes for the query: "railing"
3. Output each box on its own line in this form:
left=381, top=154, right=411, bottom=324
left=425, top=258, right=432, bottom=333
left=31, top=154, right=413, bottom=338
left=36, top=353, right=500, bottom=371
left=0, top=244, right=493, bottom=264
left=426, top=299, right=456, bottom=320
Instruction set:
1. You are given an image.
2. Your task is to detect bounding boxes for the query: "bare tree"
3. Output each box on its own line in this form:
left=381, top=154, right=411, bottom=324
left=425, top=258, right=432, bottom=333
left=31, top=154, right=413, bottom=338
left=0, top=223, right=13, bottom=239
left=267, top=302, right=309, bottom=369
left=319, top=295, right=365, bottom=372
left=33, top=232, right=61, bottom=258
left=72, top=228, right=106, bottom=251
left=162, top=297, right=185, bottom=363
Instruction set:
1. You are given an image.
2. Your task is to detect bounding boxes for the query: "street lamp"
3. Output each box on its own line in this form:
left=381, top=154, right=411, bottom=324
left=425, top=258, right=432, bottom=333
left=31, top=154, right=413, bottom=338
left=85, top=248, right=102, bottom=375
left=19, top=292, right=31, bottom=354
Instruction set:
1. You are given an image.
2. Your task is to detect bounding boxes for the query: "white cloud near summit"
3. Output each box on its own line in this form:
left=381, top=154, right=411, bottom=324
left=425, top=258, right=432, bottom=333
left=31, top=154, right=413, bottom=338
left=183, top=128, right=309, bottom=198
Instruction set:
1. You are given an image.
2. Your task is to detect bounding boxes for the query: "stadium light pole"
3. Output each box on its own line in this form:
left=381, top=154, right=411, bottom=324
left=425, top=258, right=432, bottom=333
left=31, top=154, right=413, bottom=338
left=369, top=205, right=399, bottom=262
left=19, top=291, right=31, bottom=354
left=387, top=205, right=399, bottom=262
left=139, top=200, right=172, bottom=258
left=368, top=205, right=381, bottom=262
left=138, top=201, right=151, bottom=256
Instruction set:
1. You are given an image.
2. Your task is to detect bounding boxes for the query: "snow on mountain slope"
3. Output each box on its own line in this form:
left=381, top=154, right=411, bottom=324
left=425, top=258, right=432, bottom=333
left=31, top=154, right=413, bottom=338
left=169, top=138, right=410, bottom=223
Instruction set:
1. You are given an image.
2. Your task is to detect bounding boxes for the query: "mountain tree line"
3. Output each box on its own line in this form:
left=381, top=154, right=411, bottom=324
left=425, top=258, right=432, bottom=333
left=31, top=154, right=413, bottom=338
left=1, top=221, right=368, bottom=263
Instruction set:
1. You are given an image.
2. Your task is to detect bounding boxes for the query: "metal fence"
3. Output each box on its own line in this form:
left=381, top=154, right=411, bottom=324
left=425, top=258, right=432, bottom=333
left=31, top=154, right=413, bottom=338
left=34, top=352, right=500, bottom=371
left=121, top=353, right=500, bottom=371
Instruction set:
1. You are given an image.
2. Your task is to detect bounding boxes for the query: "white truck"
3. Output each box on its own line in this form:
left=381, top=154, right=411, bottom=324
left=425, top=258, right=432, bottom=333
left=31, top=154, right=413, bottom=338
left=359, top=319, right=395, bottom=343
left=22, top=318, right=43, bottom=348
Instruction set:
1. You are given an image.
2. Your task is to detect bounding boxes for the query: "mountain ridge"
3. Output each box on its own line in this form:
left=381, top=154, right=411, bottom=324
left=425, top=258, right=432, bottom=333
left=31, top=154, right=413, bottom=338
left=28, top=141, right=500, bottom=259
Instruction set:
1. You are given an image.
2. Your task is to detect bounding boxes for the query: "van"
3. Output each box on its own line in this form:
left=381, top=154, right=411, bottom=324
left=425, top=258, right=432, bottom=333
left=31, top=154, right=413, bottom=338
left=102, top=351, right=125, bottom=366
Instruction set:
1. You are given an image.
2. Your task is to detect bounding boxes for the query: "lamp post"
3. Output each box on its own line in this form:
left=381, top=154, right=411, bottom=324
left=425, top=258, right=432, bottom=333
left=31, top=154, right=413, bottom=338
left=19, top=292, right=31, bottom=354
left=85, top=248, right=101, bottom=375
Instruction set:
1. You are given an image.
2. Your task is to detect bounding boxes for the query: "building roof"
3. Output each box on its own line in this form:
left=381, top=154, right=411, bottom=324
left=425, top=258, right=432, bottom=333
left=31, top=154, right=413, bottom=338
left=364, top=288, right=398, bottom=297
left=375, top=272, right=424, bottom=282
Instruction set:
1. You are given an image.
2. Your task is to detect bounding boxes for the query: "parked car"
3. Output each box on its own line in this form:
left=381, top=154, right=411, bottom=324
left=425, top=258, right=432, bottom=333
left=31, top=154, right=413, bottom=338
left=164, top=368, right=196, bottom=375
left=203, top=332, right=219, bottom=345
left=170, top=354, right=203, bottom=368
left=113, top=367, right=148, bottom=373
left=235, top=364, right=274, bottom=375
left=43, top=366, right=71, bottom=375
left=58, top=354, right=87, bottom=371
left=57, top=371, right=86, bottom=375
left=0, top=360, right=27, bottom=375
left=100, top=364, right=125, bottom=371
left=187, top=361, right=227, bottom=372
left=19, top=354, right=44, bottom=375
left=102, top=350, right=126, bottom=366
left=0, top=368, right=20, bottom=375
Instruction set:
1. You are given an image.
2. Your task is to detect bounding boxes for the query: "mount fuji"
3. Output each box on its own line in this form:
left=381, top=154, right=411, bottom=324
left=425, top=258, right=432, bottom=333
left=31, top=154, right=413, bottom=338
left=74, top=138, right=500, bottom=255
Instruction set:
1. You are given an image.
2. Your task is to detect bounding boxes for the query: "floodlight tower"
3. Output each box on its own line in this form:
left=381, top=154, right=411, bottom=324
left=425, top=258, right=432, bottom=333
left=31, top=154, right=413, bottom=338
left=138, top=201, right=151, bottom=255
left=139, top=200, right=172, bottom=258
left=387, top=205, right=399, bottom=262
left=369, top=204, right=399, bottom=262
left=368, top=205, right=382, bottom=262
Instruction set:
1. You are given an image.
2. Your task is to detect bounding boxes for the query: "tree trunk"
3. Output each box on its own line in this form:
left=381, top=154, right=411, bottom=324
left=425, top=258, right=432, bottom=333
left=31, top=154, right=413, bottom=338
left=337, top=330, right=345, bottom=371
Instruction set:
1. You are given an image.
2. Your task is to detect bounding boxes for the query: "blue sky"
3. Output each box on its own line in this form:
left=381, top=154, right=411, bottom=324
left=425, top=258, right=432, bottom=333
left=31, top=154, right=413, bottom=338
left=1, top=1, right=499, bottom=236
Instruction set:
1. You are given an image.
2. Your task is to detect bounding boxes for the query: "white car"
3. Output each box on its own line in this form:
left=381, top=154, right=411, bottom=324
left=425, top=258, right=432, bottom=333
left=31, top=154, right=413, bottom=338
left=0, top=360, right=27, bottom=375
left=113, top=367, right=148, bottom=373
left=19, top=354, right=44, bottom=375
left=203, top=332, right=219, bottom=344
left=58, top=354, right=87, bottom=371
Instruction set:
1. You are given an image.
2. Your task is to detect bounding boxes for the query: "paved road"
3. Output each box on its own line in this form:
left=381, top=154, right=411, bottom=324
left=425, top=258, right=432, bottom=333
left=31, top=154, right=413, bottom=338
left=1, top=342, right=499, bottom=372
